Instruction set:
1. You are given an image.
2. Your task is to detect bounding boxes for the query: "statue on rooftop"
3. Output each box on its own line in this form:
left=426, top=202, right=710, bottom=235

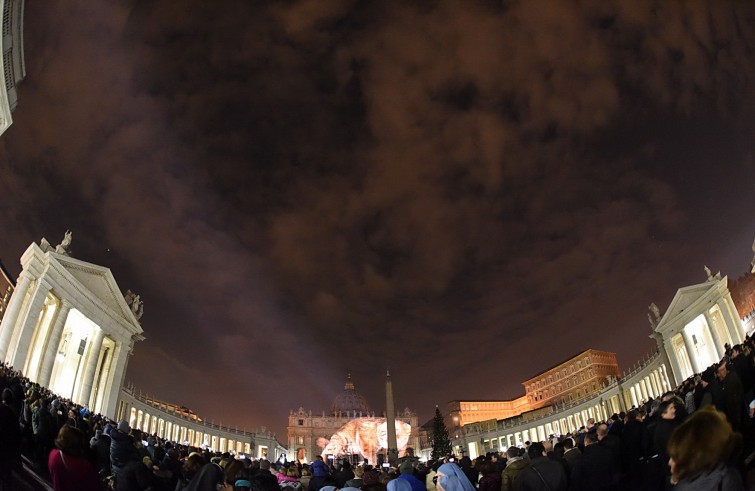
left=124, top=289, right=144, bottom=321
left=649, top=302, right=661, bottom=321
left=54, top=230, right=73, bottom=256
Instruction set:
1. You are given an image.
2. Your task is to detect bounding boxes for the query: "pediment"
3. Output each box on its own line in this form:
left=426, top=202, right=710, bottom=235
left=51, top=254, right=140, bottom=329
left=655, top=280, right=720, bottom=331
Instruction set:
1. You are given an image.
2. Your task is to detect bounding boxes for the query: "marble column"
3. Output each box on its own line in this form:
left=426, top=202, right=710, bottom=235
left=79, top=328, right=105, bottom=408
left=103, top=340, right=130, bottom=419
left=718, top=299, right=743, bottom=345
left=9, top=280, right=51, bottom=370
left=648, top=374, right=658, bottom=397
left=703, top=311, right=724, bottom=360
left=38, top=300, right=72, bottom=388
left=681, top=329, right=701, bottom=374
left=0, top=272, right=33, bottom=360
left=663, top=338, right=683, bottom=386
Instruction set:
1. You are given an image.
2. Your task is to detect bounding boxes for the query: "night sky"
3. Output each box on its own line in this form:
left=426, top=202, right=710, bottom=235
left=0, top=1, right=754, bottom=438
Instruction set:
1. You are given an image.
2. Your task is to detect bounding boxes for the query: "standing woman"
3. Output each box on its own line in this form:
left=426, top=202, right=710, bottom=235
left=48, top=424, right=102, bottom=491
left=667, top=406, right=743, bottom=490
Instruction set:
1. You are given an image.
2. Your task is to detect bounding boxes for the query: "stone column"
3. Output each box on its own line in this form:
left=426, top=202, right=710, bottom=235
left=102, top=340, right=130, bottom=419
left=703, top=311, right=724, bottom=360
left=9, top=279, right=51, bottom=370
left=79, top=328, right=106, bottom=408
left=663, top=339, right=683, bottom=388
left=681, top=329, right=701, bottom=374
left=651, top=368, right=665, bottom=395
left=38, top=300, right=72, bottom=388
left=718, top=299, right=743, bottom=345
left=0, top=272, right=33, bottom=361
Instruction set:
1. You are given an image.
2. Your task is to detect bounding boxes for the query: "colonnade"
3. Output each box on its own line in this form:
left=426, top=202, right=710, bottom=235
left=127, top=405, right=252, bottom=455
left=117, top=385, right=284, bottom=459
left=453, top=352, right=671, bottom=459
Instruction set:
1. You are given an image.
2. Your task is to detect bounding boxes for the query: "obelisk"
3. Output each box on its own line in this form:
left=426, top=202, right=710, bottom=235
left=385, top=370, right=398, bottom=464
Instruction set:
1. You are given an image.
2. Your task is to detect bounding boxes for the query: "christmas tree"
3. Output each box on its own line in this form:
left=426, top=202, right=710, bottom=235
left=431, top=406, right=452, bottom=459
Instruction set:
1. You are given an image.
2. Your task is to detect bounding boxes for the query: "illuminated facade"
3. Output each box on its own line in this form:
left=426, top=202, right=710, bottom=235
left=0, top=0, right=25, bottom=136
left=437, top=272, right=746, bottom=460
left=0, top=237, right=143, bottom=417
left=0, top=260, right=14, bottom=322
left=651, top=274, right=744, bottom=385
left=287, top=375, right=420, bottom=464
left=116, top=385, right=285, bottom=458
left=448, top=349, right=621, bottom=428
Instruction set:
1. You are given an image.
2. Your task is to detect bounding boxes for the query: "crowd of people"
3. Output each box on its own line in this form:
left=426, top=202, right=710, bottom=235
left=0, top=334, right=753, bottom=491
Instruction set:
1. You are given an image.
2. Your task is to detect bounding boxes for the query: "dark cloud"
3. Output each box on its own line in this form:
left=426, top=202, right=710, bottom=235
left=0, top=0, right=753, bottom=434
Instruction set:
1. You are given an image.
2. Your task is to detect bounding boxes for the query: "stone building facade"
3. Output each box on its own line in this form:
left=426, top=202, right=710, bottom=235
left=0, top=235, right=143, bottom=417
left=436, top=271, right=746, bottom=460
left=287, top=375, right=419, bottom=464
left=448, top=349, right=621, bottom=428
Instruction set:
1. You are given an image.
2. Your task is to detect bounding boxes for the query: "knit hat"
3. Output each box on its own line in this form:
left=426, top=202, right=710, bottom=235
left=399, top=461, right=413, bottom=475
left=117, top=419, right=130, bottom=433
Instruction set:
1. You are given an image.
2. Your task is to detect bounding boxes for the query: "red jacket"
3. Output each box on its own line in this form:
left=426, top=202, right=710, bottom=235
left=48, top=449, right=102, bottom=491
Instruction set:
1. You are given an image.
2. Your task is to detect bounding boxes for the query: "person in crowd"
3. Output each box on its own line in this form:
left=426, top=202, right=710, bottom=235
left=620, top=409, right=643, bottom=488
left=514, top=442, right=567, bottom=491
left=156, top=447, right=182, bottom=490
left=307, top=456, right=330, bottom=491
left=398, top=460, right=427, bottom=491
left=108, top=419, right=141, bottom=488
left=47, top=424, right=102, bottom=491
left=0, top=387, right=21, bottom=491
left=425, top=461, right=440, bottom=491
left=90, top=426, right=112, bottom=479
left=652, top=399, right=681, bottom=489
left=334, top=460, right=354, bottom=487
left=476, top=460, right=500, bottom=491
left=435, top=462, right=475, bottom=491
left=667, top=406, right=744, bottom=490
left=388, top=477, right=413, bottom=491
left=717, top=361, right=744, bottom=432
left=456, top=456, right=477, bottom=488
left=226, top=466, right=252, bottom=491
left=299, top=468, right=312, bottom=489
left=33, top=397, right=56, bottom=468
left=502, top=446, right=529, bottom=491
left=560, top=437, right=580, bottom=478
left=116, top=455, right=154, bottom=491
left=179, top=461, right=225, bottom=491
left=595, top=423, right=620, bottom=465
left=569, top=431, right=618, bottom=491
left=344, top=464, right=364, bottom=488
left=729, top=345, right=753, bottom=396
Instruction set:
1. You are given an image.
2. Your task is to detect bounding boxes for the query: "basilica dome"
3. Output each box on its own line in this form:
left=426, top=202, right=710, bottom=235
left=330, top=374, right=370, bottom=414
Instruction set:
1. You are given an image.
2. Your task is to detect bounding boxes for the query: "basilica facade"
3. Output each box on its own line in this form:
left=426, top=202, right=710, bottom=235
left=287, top=375, right=420, bottom=464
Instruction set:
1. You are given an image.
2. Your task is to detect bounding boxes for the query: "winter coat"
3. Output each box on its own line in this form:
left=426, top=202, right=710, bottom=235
left=32, top=404, right=55, bottom=439
left=568, top=444, right=618, bottom=491
left=514, top=456, right=567, bottom=491
left=672, top=465, right=744, bottom=491
left=109, top=430, right=138, bottom=470
left=501, top=457, right=528, bottom=491
left=477, top=472, right=501, bottom=491
left=48, top=448, right=102, bottom=491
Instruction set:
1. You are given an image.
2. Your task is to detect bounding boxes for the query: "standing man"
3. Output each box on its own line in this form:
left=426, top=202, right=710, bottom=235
left=717, top=361, right=744, bottom=432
